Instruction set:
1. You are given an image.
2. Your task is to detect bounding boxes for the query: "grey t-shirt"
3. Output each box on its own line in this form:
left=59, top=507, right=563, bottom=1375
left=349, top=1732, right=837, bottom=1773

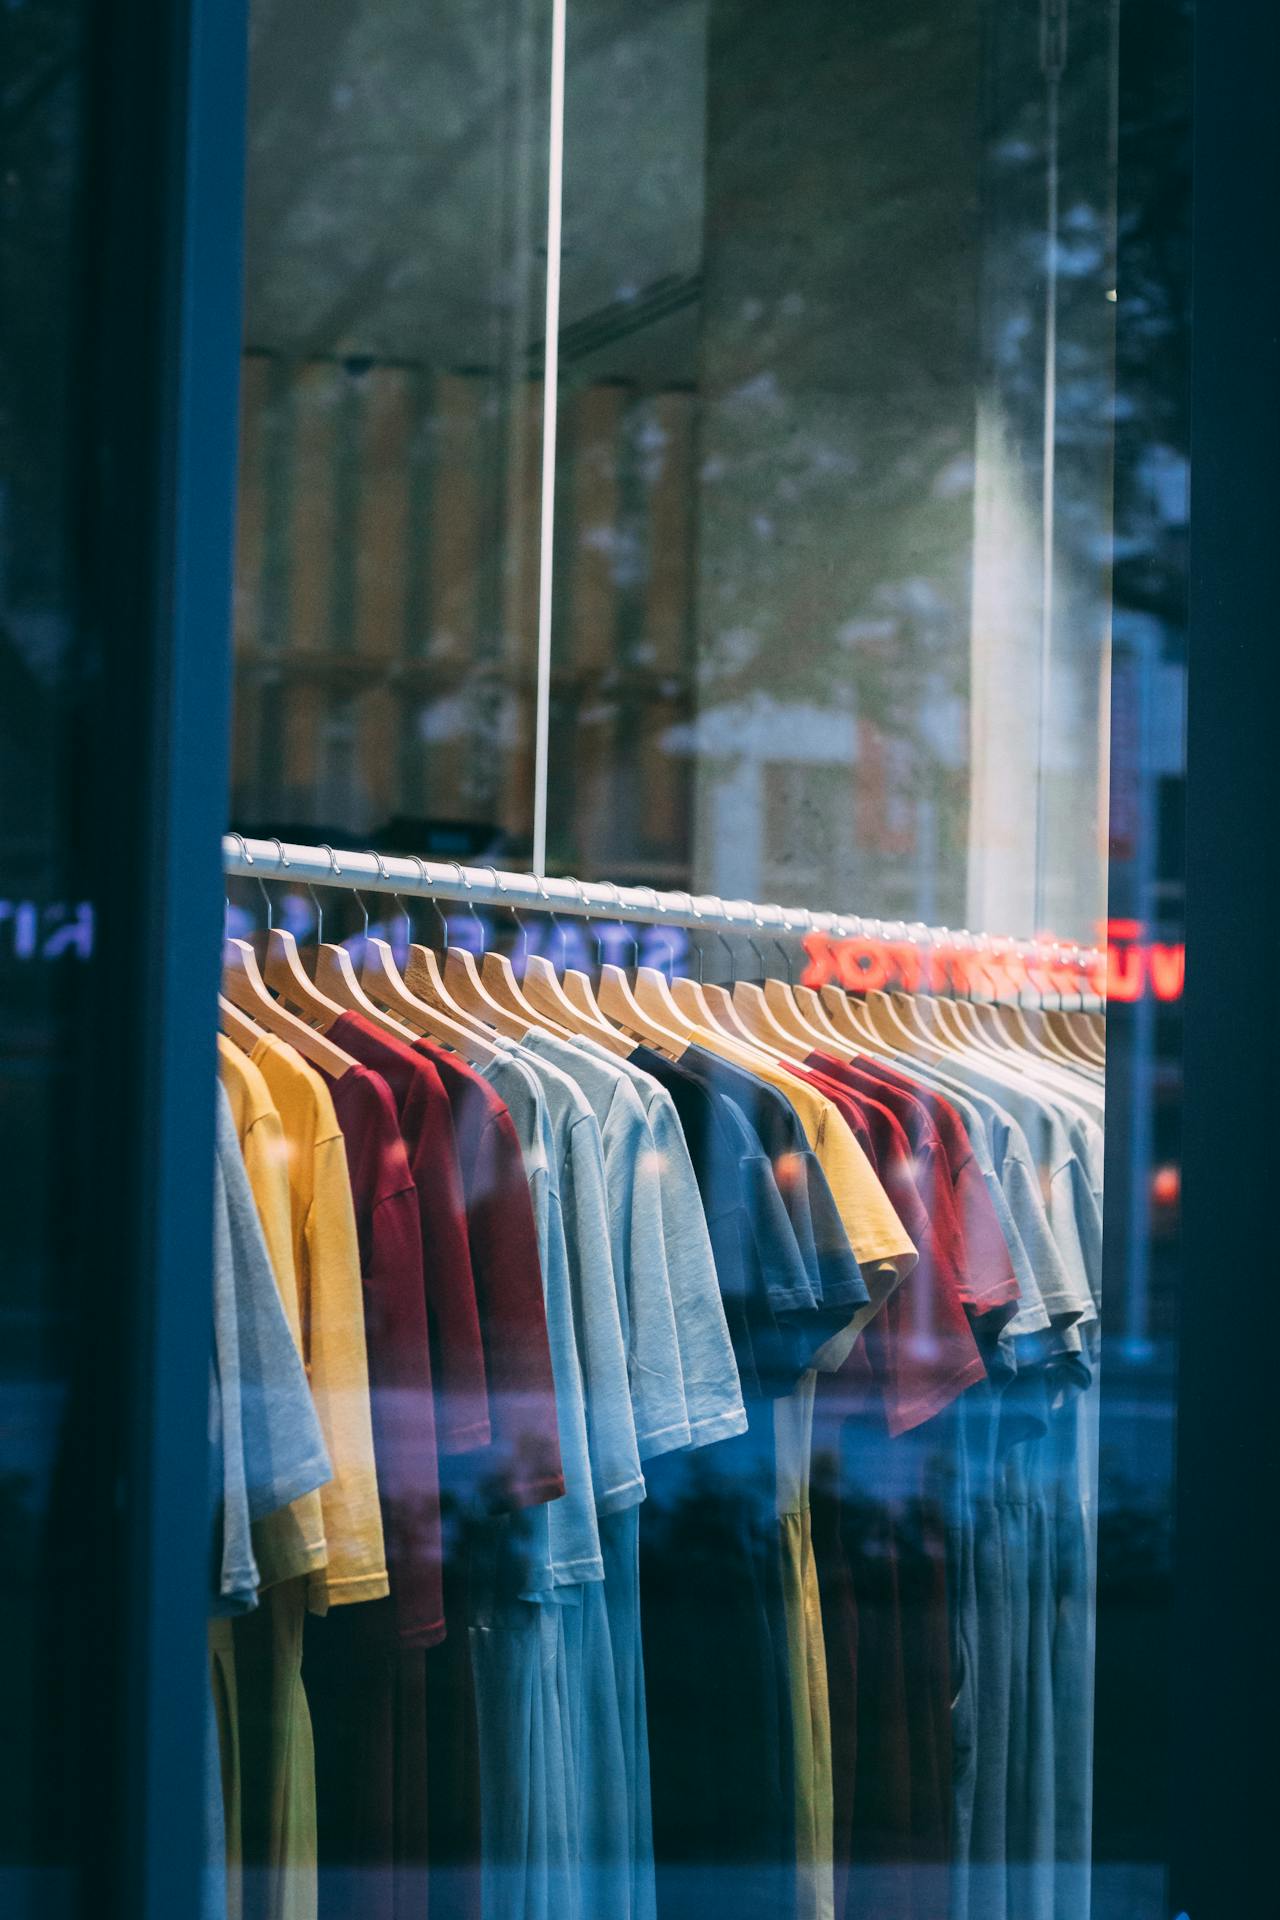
left=930, top=1052, right=1100, bottom=1317
left=211, top=1085, right=331, bottom=1614
left=511, top=1048, right=646, bottom=1520
left=520, top=1029, right=694, bottom=1459
left=872, top=1047, right=1090, bottom=1351
left=481, top=1051, right=605, bottom=1593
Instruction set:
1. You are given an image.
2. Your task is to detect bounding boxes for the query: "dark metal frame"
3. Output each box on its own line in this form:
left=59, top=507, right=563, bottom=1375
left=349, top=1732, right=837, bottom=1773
left=77, top=0, right=247, bottom=1913
left=1167, top=3, right=1279, bottom=1916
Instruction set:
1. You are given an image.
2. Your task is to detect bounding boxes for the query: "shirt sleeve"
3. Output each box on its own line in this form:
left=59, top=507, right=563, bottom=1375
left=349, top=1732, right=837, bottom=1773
left=815, top=1098, right=917, bottom=1281
left=214, top=1098, right=331, bottom=1612
left=362, top=1182, right=444, bottom=1645
left=236, top=1107, right=332, bottom=1590
left=211, top=1128, right=256, bottom=1613
left=562, top=1113, right=646, bottom=1514
left=645, top=1094, right=746, bottom=1448
left=602, top=1095, right=691, bottom=1460
left=465, top=1110, right=566, bottom=1510
left=405, top=1077, right=492, bottom=1456
left=303, top=1130, right=389, bottom=1606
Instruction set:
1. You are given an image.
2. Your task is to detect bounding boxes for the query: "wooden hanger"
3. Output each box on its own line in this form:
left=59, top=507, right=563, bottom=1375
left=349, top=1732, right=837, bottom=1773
left=521, top=881, right=634, bottom=1056
left=361, top=865, right=500, bottom=1065
left=665, top=904, right=743, bottom=1039
left=1020, top=947, right=1093, bottom=1068
left=862, top=981, right=934, bottom=1056
left=615, top=888, right=703, bottom=1047
left=584, top=886, right=689, bottom=1055
left=814, top=922, right=887, bottom=1047
left=560, top=924, right=629, bottom=1038
left=817, top=983, right=874, bottom=1049
left=219, top=991, right=267, bottom=1055
left=427, top=865, right=531, bottom=1042
left=726, top=914, right=811, bottom=1058
left=924, top=941, right=1006, bottom=1061
left=299, top=851, right=420, bottom=1045
left=1042, top=948, right=1106, bottom=1067
left=1074, top=1008, right=1107, bottom=1066
left=476, top=870, right=578, bottom=1041
left=222, top=935, right=356, bottom=1076
left=243, top=841, right=348, bottom=1030
left=758, top=918, right=839, bottom=1054
left=733, top=978, right=806, bottom=1056
left=667, top=908, right=760, bottom=1045
left=387, top=865, right=501, bottom=1051
left=793, top=980, right=857, bottom=1053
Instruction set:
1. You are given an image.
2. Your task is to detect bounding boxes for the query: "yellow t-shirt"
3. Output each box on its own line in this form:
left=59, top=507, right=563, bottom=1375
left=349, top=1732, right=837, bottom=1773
left=247, top=1034, right=388, bottom=1608
left=217, top=1038, right=329, bottom=1589
left=675, top=1023, right=916, bottom=1284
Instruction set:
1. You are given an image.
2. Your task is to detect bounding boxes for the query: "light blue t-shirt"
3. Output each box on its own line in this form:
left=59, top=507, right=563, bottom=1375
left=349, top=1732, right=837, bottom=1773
left=931, top=1053, right=1100, bottom=1317
left=520, top=1029, right=692, bottom=1460
left=513, top=1049, right=647, bottom=1520
left=481, top=1051, right=605, bottom=1593
left=211, top=1085, right=331, bottom=1615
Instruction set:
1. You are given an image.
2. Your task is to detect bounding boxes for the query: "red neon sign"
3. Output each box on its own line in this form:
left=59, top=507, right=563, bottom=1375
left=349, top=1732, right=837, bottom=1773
left=801, top=921, right=1185, bottom=1004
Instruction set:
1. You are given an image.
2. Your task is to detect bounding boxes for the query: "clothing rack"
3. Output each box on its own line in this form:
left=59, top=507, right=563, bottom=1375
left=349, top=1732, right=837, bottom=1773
left=221, top=834, right=1105, bottom=1000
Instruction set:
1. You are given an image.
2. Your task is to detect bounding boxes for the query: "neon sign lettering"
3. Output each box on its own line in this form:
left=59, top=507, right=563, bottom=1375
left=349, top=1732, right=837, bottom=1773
left=801, top=921, right=1185, bottom=1004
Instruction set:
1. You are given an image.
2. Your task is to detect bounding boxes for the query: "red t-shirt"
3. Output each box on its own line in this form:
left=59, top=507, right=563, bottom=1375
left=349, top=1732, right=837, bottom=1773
left=323, top=1060, right=443, bottom=1647
left=808, top=1051, right=1020, bottom=1323
left=415, top=1040, right=564, bottom=1513
left=330, top=1012, right=490, bottom=1456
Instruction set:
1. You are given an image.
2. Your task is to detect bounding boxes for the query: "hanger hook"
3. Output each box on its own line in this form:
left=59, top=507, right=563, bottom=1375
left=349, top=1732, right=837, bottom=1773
left=226, top=833, right=252, bottom=934
left=352, top=851, right=378, bottom=938
left=635, top=884, right=674, bottom=981
left=707, top=897, right=736, bottom=986
left=535, top=874, right=570, bottom=971
left=248, top=836, right=279, bottom=933
left=447, top=860, right=485, bottom=952
left=678, top=890, right=705, bottom=984
left=305, top=843, right=343, bottom=946
left=744, top=908, right=767, bottom=983
left=394, top=855, right=429, bottom=952
left=596, top=880, right=638, bottom=970
left=773, top=910, right=794, bottom=986
left=490, top=866, right=529, bottom=971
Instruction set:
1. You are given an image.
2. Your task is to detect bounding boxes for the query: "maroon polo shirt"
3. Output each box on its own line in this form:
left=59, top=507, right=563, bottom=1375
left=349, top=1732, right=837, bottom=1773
left=330, top=1011, right=491, bottom=1456
left=322, top=1059, right=442, bottom=1646
left=808, top=1049, right=1020, bottom=1322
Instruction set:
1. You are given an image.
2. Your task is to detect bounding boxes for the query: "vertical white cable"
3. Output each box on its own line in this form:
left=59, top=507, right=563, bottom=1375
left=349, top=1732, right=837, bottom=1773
left=532, top=0, right=567, bottom=879
left=1034, top=0, right=1066, bottom=929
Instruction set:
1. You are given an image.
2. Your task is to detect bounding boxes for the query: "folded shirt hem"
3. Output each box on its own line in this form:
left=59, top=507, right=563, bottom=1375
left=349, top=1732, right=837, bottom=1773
left=960, top=1272, right=1021, bottom=1309
left=636, top=1418, right=694, bottom=1460
left=437, top=1419, right=494, bottom=1455
left=504, top=1470, right=567, bottom=1510
left=594, top=1474, right=647, bottom=1515
left=255, top=1543, right=328, bottom=1590
left=319, top=1568, right=391, bottom=1605
left=887, top=1356, right=990, bottom=1437
left=247, top=1454, right=333, bottom=1521
left=519, top=1555, right=607, bottom=1598
left=397, top=1615, right=448, bottom=1649
left=686, top=1404, right=749, bottom=1446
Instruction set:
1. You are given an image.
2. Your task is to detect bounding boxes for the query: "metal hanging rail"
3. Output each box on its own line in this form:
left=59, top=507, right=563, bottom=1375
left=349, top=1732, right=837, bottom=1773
left=221, top=835, right=1106, bottom=988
